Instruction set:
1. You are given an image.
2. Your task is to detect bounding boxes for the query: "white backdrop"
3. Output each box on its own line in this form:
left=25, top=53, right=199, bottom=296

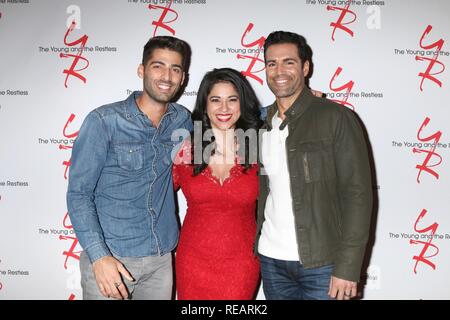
left=0, top=0, right=449, bottom=300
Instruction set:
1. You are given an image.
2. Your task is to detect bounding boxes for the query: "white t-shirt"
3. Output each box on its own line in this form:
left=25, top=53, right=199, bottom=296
left=258, top=112, right=301, bottom=261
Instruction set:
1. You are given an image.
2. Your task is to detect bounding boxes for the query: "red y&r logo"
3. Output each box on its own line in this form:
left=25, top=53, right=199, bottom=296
left=416, top=25, right=446, bottom=91
left=59, top=115, right=81, bottom=268
left=60, top=114, right=79, bottom=180
left=149, top=0, right=178, bottom=37
left=409, top=209, right=440, bottom=274
left=329, top=66, right=355, bottom=110
left=63, top=113, right=80, bottom=139
left=59, top=212, right=81, bottom=270
left=413, top=117, right=443, bottom=183
left=327, top=2, right=357, bottom=41
left=237, top=23, right=266, bottom=85
left=60, top=20, right=90, bottom=88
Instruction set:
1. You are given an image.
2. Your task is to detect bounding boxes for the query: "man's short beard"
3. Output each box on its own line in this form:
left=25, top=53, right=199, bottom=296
left=268, top=85, right=296, bottom=99
left=144, top=84, right=176, bottom=104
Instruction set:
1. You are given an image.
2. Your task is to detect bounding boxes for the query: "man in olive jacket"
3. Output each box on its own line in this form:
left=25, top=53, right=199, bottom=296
left=256, top=31, right=373, bottom=300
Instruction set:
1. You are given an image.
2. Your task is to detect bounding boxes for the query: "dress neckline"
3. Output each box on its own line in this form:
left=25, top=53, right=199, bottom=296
left=202, top=163, right=242, bottom=187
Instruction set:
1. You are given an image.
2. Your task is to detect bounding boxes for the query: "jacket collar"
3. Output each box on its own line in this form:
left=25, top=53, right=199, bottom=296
left=265, top=88, right=314, bottom=131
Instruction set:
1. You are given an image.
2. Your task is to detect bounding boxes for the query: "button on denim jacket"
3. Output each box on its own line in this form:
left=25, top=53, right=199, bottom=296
left=67, top=91, right=192, bottom=263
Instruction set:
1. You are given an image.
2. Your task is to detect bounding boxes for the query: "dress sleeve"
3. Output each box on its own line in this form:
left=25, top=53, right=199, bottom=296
left=172, top=163, right=181, bottom=190
left=172, top=139, right=192, bottom=190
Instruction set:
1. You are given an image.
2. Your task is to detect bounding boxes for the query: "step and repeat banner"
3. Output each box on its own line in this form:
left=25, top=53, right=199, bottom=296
left=0, top=0, right=449, bottom=300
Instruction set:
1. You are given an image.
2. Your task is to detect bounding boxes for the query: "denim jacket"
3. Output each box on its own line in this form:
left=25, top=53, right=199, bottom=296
left=67, top=91, right=192, bottom=263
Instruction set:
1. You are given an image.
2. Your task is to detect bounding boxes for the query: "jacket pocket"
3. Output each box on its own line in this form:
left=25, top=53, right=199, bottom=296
left=303, top=152, right=312, bottom=183
left=297, top=139, right=335, bottom=183
left=115, top=143, right=144, bottom=171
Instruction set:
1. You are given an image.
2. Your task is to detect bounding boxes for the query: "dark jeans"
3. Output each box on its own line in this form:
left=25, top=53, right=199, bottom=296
left=259, top=254, right=333, bottom=300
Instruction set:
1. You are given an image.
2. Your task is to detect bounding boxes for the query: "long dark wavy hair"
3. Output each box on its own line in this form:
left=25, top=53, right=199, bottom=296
left=191, top=68, right=262, bottom=175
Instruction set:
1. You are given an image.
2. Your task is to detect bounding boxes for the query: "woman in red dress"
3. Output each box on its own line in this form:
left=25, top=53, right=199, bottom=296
left=173, top=68, right=262, bottom=300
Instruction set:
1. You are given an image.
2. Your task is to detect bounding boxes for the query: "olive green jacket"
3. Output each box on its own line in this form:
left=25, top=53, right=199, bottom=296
left=256, top=89, right=373, bottom=282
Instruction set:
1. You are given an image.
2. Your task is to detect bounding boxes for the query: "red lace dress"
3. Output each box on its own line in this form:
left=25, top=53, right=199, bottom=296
left=173, top=144, right=260, bottom=300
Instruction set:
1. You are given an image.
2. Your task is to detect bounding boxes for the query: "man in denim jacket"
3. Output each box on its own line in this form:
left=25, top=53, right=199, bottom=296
left=67, top=36, right=192, bottom=300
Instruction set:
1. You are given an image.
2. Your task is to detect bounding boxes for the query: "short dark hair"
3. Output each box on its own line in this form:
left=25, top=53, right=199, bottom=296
left=142, top=36, right=191, bottom=70
left=263, top=31, right=313, bottom=68
left=191, top=68, right=262, bottom=175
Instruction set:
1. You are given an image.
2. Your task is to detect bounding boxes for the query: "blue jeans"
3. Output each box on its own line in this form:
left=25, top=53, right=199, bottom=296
left=259, top=254, right=333, bottom=300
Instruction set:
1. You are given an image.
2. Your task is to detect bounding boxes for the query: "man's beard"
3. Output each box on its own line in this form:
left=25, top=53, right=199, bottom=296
left=268, top=76, right=303, bottom=99
left=144, top=80, right=179, bottom=103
